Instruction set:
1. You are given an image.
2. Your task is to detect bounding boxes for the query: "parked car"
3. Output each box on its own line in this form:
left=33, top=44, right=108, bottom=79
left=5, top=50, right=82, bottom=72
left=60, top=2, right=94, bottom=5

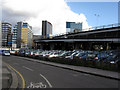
left=2, top=50, right=10, bottom=56
left=25, top=51, right=30, bottom=57
left=10, top=50, right=14, bottom=54
left=103, top=52, right=120, bottom=63
left=48, top=52, right=60, bottom=58
left=65, top=52, right=78, bottom=60
left=73, top=52, right=86, bottom=60
left=110, top=58, right=120, bottom=64
left=94, top=52, right=109, bottom=62
left=58, top=51, right=70, bottom=58
left=33, top=51, right=43, bottom=58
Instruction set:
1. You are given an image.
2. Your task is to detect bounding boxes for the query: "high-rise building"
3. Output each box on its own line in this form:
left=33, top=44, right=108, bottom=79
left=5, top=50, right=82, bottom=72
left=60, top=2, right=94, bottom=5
left=12, top=25, right=17, bottom=48
left=16, top=22, right=22, bottom=48
left=42, top=20, right=52, bottom=39
left=2, top=22, right=12, bottom=47
left=66, top=22, right=82, bottom=33
left=15, top=21, right=33, bottom=48
left=7, top=33, right=12, bottom=48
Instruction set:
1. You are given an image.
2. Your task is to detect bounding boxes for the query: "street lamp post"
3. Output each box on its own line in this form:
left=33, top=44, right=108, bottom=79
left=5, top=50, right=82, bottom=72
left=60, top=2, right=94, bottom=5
left=94, top=14, right=100, bottom=26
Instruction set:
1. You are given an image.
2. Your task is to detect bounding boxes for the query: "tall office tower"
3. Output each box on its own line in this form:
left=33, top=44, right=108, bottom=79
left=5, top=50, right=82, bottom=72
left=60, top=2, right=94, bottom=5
left=16, top=22, right=22, bottom=48
left=16, top=21, right=33, bottom=48
left=2, top=22, right=12, bottom=47
left=42, top=20, right=52, bottom=39
left=0, top=21, right=1, bottom=48
left=7, top=33, right=12, bottom=48
left=12, top=25, right=17, bottom=48
left=66, top=22, right=82, bottom=33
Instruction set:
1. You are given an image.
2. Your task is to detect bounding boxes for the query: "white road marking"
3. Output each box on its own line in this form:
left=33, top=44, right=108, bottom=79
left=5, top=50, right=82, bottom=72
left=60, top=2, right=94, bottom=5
left=22, top=66, right=34, bottom=71
left=27, top=82, right=47, bottom=88
left=40, top=74, right=52, bottom=88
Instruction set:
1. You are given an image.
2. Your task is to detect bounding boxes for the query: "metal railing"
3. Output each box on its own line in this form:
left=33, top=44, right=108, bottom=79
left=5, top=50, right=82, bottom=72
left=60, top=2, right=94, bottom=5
left=53, top=23, right=120, bottom=38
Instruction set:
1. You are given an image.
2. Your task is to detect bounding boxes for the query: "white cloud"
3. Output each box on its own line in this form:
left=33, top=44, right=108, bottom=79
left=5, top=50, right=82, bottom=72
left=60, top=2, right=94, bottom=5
left=2, top=0, right=91, bottom=35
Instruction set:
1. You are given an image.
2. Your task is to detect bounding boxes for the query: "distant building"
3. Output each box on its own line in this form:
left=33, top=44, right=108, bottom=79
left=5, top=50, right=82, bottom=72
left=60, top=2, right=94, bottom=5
left=15, top=21, right=33, bottom=48
left=66, top=22, right=82, bottom=33
left=12, top=25, right=17, bottom=48
left=42, top=20, right=52, bottom=39
left=21, top=22, right=33, bottom=48
left=2, top=22, right=12, bottom=47
left=16, top=22, right=22, bottom=48
left=7, top=33, right=12, bottom=48
left=33, top=35, right=42, bottom=40
left=32, top=35, right=42, bottom=48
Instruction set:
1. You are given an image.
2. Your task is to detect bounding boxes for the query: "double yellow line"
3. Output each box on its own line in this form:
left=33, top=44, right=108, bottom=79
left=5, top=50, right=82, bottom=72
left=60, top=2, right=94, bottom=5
left=3, top=62, right=25, bottom=90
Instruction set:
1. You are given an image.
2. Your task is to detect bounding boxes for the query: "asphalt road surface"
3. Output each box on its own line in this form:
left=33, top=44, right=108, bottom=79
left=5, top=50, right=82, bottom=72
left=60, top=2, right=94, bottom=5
left=2, top=55, right=119, bottom=88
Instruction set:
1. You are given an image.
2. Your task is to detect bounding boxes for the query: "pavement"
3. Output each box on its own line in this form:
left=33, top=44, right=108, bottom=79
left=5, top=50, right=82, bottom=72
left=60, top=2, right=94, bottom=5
left=2, top=62, right=18, bottom=89
left=16, top=56, right=120, bottom=80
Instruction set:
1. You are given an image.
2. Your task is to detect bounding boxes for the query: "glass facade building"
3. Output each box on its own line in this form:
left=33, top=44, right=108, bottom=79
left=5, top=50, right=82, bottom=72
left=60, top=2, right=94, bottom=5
left=15, top=22, right=33, bottom=48
left=42, top=21, right=52, bottom=39
left=2, top=22, right=12, bottom=47
left=12, top=25, right=17, bottom=48
left=66, top=22, right=82, bottom=33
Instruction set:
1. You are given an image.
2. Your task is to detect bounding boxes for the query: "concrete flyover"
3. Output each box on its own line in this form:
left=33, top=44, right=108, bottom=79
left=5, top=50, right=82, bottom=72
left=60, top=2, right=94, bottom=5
left=34, top=23, right=120, bottom=50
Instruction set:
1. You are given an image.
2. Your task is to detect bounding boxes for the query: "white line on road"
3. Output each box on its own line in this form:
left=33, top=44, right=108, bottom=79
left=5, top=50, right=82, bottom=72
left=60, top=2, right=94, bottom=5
left=40, top=74, right=53, bottom=88
left=22, top=66, right=34, bottom=71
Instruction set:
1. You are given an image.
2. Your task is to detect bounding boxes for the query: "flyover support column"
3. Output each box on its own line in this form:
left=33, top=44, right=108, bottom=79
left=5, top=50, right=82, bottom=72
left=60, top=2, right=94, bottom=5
left=75, top=43, right=83, bottom=50
left=106, top=43, right=111, bottom=50
left=39, top=44, right=43, bottom=50
left=74, top=43, right=79, bottom=50
left=50, top=43, right=54, bottom=50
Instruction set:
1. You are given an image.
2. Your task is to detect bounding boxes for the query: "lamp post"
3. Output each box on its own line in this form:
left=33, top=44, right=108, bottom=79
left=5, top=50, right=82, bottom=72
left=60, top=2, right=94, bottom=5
left=94, top=14, right=100, bottom=26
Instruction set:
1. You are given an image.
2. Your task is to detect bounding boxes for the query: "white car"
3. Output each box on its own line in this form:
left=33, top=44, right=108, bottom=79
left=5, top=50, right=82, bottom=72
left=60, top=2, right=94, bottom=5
left=48, top=52, right=59, bottom=58
left=10, top=50, right=15, bottom=54
left=65, top=52, right=78, bottom=59
left=3, top=51, right=10, bottom=56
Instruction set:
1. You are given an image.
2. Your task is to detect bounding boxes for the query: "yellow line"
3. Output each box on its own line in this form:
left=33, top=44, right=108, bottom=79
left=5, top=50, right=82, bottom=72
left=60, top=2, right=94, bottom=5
left=3, top=62, right=25, bottom=90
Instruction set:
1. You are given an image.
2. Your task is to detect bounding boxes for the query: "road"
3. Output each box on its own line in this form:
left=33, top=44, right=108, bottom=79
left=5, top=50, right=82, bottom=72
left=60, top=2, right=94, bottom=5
left=2, top=55, right=119, bottom=88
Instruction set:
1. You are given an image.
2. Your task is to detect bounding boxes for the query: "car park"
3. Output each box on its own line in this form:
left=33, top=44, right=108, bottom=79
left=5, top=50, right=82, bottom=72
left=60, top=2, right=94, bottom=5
left=13, top=49, right=120, bottom=71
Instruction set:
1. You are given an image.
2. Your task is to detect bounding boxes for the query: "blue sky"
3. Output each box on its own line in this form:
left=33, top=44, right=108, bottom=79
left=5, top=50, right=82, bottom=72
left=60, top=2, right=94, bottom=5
left=67, top=2, right=118, bottom=27
left=3, top=0, right=119, bottom=35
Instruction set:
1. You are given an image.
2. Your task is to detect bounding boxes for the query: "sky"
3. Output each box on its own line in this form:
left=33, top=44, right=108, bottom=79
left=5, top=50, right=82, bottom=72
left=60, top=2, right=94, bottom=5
left=1, top=0, right=119, bottom=35
left=118, top=1, right=120, bottom=23
left=67, top=2, right=118, bottom=27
